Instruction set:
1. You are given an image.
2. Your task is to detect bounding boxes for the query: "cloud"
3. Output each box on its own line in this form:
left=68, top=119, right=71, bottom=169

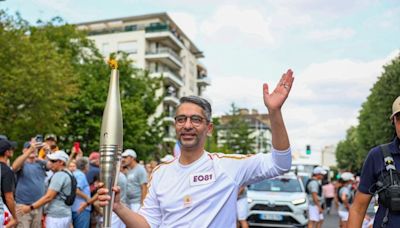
left=205, top=50, right=399, bottom=151
left=307, top=28, right=356, bottom=41
left=199, top=5, right=274, bottom=45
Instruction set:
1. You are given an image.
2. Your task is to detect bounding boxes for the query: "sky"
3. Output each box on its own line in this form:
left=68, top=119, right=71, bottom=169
left=2, top=0, right=400, bottom=154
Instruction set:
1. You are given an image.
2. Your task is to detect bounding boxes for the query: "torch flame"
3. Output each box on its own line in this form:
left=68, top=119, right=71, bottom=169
left=108, top=59, right=118, bottom=69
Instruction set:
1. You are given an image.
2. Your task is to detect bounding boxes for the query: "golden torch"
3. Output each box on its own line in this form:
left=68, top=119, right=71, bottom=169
left=100, top=59, right=123, bottom=228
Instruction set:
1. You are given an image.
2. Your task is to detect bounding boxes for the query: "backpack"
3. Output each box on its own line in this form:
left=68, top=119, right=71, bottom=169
left=49, top=170, right=77, bottom=206
left=305, top=178, right=322, bottom=196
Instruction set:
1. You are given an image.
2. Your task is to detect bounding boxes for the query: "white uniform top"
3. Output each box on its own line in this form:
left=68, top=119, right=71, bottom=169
left=139, top=148, right=292, bottom=228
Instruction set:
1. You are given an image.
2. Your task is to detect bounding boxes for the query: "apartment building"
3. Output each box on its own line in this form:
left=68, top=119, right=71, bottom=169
left=218, top=108, right=272, bottom=154
left=76, top=13, right=210, bottom=142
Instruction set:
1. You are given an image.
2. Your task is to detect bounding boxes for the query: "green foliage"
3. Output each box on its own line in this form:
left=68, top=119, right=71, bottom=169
left=220, top=103, right=256, bottom=154
left=0, top=11, right=77, bottom=143
left=357, top=56, right=400, bottom=156
left=0, top=11, right=165, bottom=161
left=205, top=117, right=221, bottom=152
left=335, top=126, right=363, bottom=172
left=336, top=55, right=400, bottom=171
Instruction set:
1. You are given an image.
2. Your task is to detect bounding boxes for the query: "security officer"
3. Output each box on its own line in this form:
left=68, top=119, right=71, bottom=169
left=349, top=96, right=400, bottom=227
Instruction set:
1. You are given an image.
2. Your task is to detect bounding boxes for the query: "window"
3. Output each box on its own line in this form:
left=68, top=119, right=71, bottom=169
left=125, top=25, right=137, bottom=31
left=117, top=41, right=137, bottom=54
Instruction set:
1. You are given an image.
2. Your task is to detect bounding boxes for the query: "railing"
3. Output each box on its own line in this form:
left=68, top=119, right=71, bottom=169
left=86, top=24, right=146, bottom=36
left=145, top=23, right=184, bottom=44
left=146, top=48, right=182, bottom=63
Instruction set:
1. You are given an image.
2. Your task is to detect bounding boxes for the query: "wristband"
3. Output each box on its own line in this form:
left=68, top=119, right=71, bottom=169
left=30, top=204, right=35, bottom=210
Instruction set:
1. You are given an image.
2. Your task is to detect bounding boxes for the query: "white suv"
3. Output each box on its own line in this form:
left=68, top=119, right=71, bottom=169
left=247, top=174, right=308, bottom=227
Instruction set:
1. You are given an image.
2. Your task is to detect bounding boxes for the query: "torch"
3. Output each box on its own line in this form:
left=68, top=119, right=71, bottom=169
left=99, top=59, right=123, bottom=228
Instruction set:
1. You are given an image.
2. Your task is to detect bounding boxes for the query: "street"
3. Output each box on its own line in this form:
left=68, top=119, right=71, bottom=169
left=322, top=206, right=340, bottom=228
left=249, top=204, right=341, bottom=228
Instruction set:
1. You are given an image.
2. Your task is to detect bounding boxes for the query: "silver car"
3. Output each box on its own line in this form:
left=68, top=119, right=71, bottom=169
left=247, top=174, right=308, bottom=228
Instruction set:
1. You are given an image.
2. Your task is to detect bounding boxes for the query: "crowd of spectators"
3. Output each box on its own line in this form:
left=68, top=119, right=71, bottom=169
left=0, top=134, right=164, bottom=228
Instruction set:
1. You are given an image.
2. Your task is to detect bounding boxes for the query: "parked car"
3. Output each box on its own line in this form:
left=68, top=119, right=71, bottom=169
left=247, top=173, right=308, bottom=227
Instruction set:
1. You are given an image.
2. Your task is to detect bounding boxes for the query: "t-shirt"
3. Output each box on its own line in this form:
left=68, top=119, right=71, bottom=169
left=46, top=169, right=72, bottom=218
left=15, top=160, right=47, bottom=204
left=307, top=179, right=322, bottom=206
left=338, top=185, right=353, bottom=212
left=118, top=172, right=128, bottom=206
left=0, top=162, right=15, bottom=215
left=322, top=183, right=335, bottom=198
left=138, top=148, right=292, bottom=227
left=126, top=164, right=148, bottom=204
left=72, top=169, right=91, bottom=212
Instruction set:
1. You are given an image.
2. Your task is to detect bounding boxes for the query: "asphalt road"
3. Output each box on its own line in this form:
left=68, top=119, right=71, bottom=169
left=249, top=205, right=341, bottom=228
left=322, top=206, right=340, bottom=228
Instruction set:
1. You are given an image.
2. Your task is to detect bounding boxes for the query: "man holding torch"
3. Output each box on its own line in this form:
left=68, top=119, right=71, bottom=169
left=98, top=69, right=294, bottom=227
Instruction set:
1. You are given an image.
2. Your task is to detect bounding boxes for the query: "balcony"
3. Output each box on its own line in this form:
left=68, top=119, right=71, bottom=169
left=151, top=70, right=184, bottom=88
left=197, top=75, right=211, bottom=86
left=163, top=116, right=175, bottom=124
left=164, top=95, right=180, bottom=106
left=145, top=24, right=184, bottom=51
left=146, top=48, right=183, bottom=70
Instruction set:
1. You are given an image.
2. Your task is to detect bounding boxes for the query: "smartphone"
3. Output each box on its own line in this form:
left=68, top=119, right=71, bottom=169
left=35, top=134, right=44, bottom=143
left=74, top=142, right=80, bottom=153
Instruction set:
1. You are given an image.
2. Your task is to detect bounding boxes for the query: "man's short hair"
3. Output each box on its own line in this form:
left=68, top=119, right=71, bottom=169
left=76, top=157, right=89, bottom=171
left=178, top=96, right=212, bottom=122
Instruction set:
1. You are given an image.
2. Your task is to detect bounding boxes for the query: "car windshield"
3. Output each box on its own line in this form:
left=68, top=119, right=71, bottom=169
left=249, top=177, right=302, bottom=192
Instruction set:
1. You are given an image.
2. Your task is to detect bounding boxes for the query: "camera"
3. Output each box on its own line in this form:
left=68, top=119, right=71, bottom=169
left=35, top=134, right=44, bottom=143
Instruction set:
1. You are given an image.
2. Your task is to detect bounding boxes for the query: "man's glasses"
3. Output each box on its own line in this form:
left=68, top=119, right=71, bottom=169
left=49, top=159, right=58, bottom=163
left=174, top=115, right=207, bottom=127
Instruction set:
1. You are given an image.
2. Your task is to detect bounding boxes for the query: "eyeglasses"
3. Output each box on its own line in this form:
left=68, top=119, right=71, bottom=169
left=174, top=115, right=207, bottom=127
left=49, top=159, right=59, bottom=163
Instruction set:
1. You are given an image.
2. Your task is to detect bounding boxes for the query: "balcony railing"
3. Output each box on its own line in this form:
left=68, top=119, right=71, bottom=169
left=145, top=23, right=184, bottom=44
left=146, top=48, right=181, bottom=61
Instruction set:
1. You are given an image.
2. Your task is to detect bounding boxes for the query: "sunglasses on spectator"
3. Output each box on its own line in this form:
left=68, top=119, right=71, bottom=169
left=49, top=159, right=59, bottom=163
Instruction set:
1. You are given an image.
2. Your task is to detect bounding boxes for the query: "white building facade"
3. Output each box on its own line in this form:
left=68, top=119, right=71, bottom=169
left=217, top=109, right=272, bottom=154
left=77, top=13, right=210, bottom=142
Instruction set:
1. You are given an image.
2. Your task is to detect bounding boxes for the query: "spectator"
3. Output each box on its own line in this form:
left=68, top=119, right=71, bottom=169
left=19, top=150, right=73, bottom=228
left=72, top=157, right=91, bottom=228
left=338, top=172, right=355, bottom=228
left=12, top=139, right=48, bottom=228
left=86, top=152, right=100, bottom=195
left=121, top=149, right=148, bottom=212
left=0, top=138, right=18, bottom=227
left=68, top=159, right=77, bottom=172
left=79, top=165, right=128, bottom=228
left=322, top=180, right=335, bottom=214
left=307, top=167, right=327, bottom=228
left=38, top=134, right=58, bottom=160
left=86, top=152, right=100, bottom=228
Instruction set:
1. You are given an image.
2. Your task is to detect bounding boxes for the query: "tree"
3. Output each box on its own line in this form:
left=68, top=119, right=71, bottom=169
left=336, top=55, right=400, bottom=171
left=206, top=117, right=221, bottom=152
left=220, top=103, right=256, bottom=154
left=0, top=11, right=166, bottom=160
left=335, top=126, right=363, bottom=172
left=0, top=11, right=77, bottom=142
left=357, top=55, right=400, bottom=157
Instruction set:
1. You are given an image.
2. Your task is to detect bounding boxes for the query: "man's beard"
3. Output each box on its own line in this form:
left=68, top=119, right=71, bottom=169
left=178, top=131, right=203, bottom=149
